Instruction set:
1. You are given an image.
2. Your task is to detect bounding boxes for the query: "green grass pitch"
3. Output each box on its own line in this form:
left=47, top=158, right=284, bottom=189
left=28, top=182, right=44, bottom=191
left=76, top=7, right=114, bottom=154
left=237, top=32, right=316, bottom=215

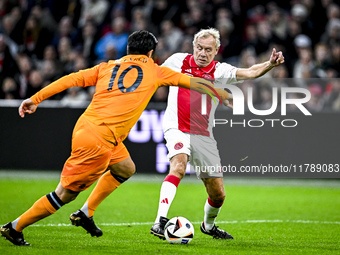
left=0, top=171, right=339, bottom=255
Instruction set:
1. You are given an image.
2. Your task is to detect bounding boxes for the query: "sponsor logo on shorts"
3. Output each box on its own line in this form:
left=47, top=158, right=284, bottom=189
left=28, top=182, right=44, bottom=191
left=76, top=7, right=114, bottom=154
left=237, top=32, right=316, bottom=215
left=174, top=142, right=183, bottom=150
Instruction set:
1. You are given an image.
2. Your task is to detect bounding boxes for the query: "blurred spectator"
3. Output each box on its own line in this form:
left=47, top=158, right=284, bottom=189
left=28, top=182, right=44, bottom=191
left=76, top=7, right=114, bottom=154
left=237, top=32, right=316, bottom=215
left=27, top=70, right=44, bottom=97
left=239, top=48, right=257, bottom=68
left=291, top=4, right=314, bottom=41
left=60, top=87, right=89, bottom=107
left=293, top=48, right=314, bottom=86
left=129, top=7, right=150, bottom=32
left=23, top=15, right=52, bottom=59
left=78, top=0, right=109, bottom=27
left=294, top=34, right=312, bottom=52
left=268, top=65, right=290, bottom=90
left=0, top=34, right=19, bottom=91
left=150, top=0, right=170, bottom=29
left=312, top=43, right=332, bottom=78
left=306, top=84, right=324, bottom=111
left=330, top=43, right=340, bottom=71
left=1, top=14, right=16, bottom=38
left=243, top=24, right=258, bottom=51
left=15, top=54, right=32, bottom=98
left=41, top=60, right=60, bottom=85
left=268, top=7, right=288, bottom=42
left=95, top=17, right=128, bottom=60
left=160, top=20, right=183, bottom=52
left=51, top=16, right=78, bottom=49
left=75, top=21, right=100, bottom=65
left=2, top=6, right=25, bottom=45
left=284, top=20, right=302, bottom=66
left=153, top=37, right=171, bottom=65
left=322, top=18, right=340, bottom=46
left=103, top=43, right=117, bottom=62
left=58, top=37, right=75, bottom=74
left=37, top=45, right=62, bottom=74
left=182, top=5, right=210, bottom=36
left=215, top=17, right=238, bottom=60
left=255, top=20, right=272, bottom=55
left=30, top=5, right=58, bottom=35
left=180, top=36, right=193, bottom=54
left=323, top=78, right=340, bottom=111
left=74, top=56, right=89, bottom=72
left=1, top=77, right=18, bottom=99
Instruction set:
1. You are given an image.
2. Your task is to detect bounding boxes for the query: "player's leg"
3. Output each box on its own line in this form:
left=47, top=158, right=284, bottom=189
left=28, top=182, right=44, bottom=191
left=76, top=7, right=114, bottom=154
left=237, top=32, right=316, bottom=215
left=191, top=134, right=233, bottom=239
left=77, top=155, right=135, bottom=219
left=71, top=143, right=134, bottom=236
left=1, top=116, right=111, bottom=245
left=200, top=177, right=233, bottom=239
left=151, top=129, right=191, bottom=239
left=150, top=153, right=188, bottom=239
left=0, top=182, right=79, bottom=246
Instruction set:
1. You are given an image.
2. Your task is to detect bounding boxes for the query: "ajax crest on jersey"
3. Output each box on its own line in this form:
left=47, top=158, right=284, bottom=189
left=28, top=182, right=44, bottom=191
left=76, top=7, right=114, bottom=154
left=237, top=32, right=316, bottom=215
left=164, top=216, right=194, bottom=244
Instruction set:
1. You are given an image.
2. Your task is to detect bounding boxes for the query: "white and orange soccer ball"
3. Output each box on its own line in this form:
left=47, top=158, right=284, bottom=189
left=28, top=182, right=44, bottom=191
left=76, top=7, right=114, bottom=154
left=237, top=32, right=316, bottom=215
left=164, top=216, right=194, bottom=244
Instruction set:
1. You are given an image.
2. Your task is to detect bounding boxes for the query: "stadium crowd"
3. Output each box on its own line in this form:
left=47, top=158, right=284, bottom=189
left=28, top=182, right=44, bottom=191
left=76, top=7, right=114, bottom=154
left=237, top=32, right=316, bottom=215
left=0, top=0, right=339, bottom=111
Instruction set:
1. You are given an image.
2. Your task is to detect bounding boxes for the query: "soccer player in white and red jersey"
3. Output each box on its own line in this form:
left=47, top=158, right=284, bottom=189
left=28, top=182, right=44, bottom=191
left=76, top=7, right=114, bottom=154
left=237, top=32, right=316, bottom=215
left=150, top=28, right=285, bottom=240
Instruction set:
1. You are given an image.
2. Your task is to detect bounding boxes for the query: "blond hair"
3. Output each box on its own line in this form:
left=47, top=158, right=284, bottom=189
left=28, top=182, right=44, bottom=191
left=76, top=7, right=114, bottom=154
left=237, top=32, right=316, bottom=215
left=193, top=28, right=221, bottom=49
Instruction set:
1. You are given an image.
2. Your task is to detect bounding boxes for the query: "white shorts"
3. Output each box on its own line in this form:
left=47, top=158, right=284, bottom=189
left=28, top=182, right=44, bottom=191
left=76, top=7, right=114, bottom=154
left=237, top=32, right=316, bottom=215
left=164, top=129, right=223, bottom=178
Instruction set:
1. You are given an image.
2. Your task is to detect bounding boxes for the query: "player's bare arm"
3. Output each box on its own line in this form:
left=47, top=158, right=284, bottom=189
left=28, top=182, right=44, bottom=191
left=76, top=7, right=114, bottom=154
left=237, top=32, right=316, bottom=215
left=236, top=48, right=285, bottom=80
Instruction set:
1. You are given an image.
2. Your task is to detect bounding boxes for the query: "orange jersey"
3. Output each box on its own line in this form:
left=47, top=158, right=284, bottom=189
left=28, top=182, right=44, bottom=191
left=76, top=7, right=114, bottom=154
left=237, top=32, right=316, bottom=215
left=31, top=55, right=182, bottom=143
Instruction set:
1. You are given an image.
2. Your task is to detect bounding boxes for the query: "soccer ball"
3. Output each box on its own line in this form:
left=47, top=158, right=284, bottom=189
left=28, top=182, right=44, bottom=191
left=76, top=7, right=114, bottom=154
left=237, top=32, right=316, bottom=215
left=164, top=216, right=194, bottom=244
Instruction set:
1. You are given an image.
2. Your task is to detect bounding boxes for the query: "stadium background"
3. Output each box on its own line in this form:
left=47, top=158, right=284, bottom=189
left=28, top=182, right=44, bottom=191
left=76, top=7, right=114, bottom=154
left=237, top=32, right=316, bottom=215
left=0, top=0, right=339, bottom=175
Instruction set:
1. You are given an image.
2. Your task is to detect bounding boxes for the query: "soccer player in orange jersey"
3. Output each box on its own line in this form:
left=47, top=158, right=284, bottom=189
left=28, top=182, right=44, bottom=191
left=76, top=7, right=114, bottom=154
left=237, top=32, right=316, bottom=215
left=0, top=30, right=232, bottom=246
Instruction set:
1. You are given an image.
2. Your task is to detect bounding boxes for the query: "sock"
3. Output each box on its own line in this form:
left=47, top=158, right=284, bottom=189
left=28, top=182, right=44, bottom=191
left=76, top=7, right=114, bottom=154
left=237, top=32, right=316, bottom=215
left=203, top=197, right=223, bottom=231
left=13, top=191, right=64, bottom=232
left=155, top=175, right=180, bottom=223
left=80, top=171, right=126, bottom=218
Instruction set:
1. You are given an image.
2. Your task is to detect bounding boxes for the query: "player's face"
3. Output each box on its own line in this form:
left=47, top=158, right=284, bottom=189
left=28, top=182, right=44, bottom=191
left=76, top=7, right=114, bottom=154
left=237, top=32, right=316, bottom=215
left=193, top=36, right=219, bottom=68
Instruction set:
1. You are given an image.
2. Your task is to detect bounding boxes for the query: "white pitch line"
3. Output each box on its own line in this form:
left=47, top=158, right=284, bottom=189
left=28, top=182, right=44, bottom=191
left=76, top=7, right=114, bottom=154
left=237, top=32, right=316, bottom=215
left=22, top=219, right=340, bottom=227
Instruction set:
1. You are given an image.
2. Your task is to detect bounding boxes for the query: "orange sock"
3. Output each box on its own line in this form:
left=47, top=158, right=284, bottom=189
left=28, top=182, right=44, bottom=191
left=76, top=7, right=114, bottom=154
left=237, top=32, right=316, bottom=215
left=13, top=191, right=64, bottom=232
left=80, top=171, right=121, bottom=218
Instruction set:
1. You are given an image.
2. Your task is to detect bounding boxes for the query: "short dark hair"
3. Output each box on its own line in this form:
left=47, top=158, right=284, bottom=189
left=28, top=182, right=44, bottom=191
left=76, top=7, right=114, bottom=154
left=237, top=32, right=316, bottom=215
left=127, top=30, right=158, bottom=55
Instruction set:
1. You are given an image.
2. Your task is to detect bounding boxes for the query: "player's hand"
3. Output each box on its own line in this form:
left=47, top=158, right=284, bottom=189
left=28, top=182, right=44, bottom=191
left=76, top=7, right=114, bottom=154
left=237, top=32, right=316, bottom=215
left=222, top=92, right=233, bottom=109
left=269, top=48, right=284, bottom=67
left=223, top=98, right=233, bottom=109
left=19, top=98, right=37, bottom=118
left=223, top=95, right=233, bottom=109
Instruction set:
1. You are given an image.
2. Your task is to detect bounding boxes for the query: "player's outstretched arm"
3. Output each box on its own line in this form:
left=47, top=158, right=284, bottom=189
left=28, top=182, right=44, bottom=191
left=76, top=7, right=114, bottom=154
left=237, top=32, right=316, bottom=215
left=19, top=98, right=37, bottom=118
left=19, top=66, right=98, bottom=118
left=178, top=75, right=232, bottom=108
left=236, top=48, right=285, bottom=80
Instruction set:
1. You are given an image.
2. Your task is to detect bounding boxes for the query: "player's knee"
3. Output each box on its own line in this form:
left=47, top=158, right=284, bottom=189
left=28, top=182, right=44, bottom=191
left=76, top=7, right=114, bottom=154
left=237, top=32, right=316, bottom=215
left=210, top=191, right=225, bottom=204
left=169, top=155, right=188, bottom=179
left=109, top=157, right=136, bottom=178
left=123, top=158, right=136, bottom=175
left=128, top=162, right=136, bottom=177
left=55, top=185, right=79, bottom=204
left=170, top=163, right=186, bottom=179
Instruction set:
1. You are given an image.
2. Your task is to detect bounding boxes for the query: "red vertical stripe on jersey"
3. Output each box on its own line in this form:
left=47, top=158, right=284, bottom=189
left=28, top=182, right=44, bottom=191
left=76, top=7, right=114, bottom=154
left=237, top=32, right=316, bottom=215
left=177, top=55, right=216, bottom=136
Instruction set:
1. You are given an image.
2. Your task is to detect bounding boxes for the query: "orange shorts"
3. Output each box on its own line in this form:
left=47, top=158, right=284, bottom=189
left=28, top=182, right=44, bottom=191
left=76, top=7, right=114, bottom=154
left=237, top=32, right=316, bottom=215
left=60, top=115, right=129, bottom=192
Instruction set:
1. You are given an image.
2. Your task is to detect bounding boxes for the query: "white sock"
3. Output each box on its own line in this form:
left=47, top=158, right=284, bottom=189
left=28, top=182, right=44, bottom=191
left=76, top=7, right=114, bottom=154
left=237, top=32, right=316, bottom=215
left=80, top=201, right=89, bottom=217
left=204, top=198, right=222, bottom=231
left=12, top=218, right=20, bottom=230
left=154, top=181, right=178, bottom=223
